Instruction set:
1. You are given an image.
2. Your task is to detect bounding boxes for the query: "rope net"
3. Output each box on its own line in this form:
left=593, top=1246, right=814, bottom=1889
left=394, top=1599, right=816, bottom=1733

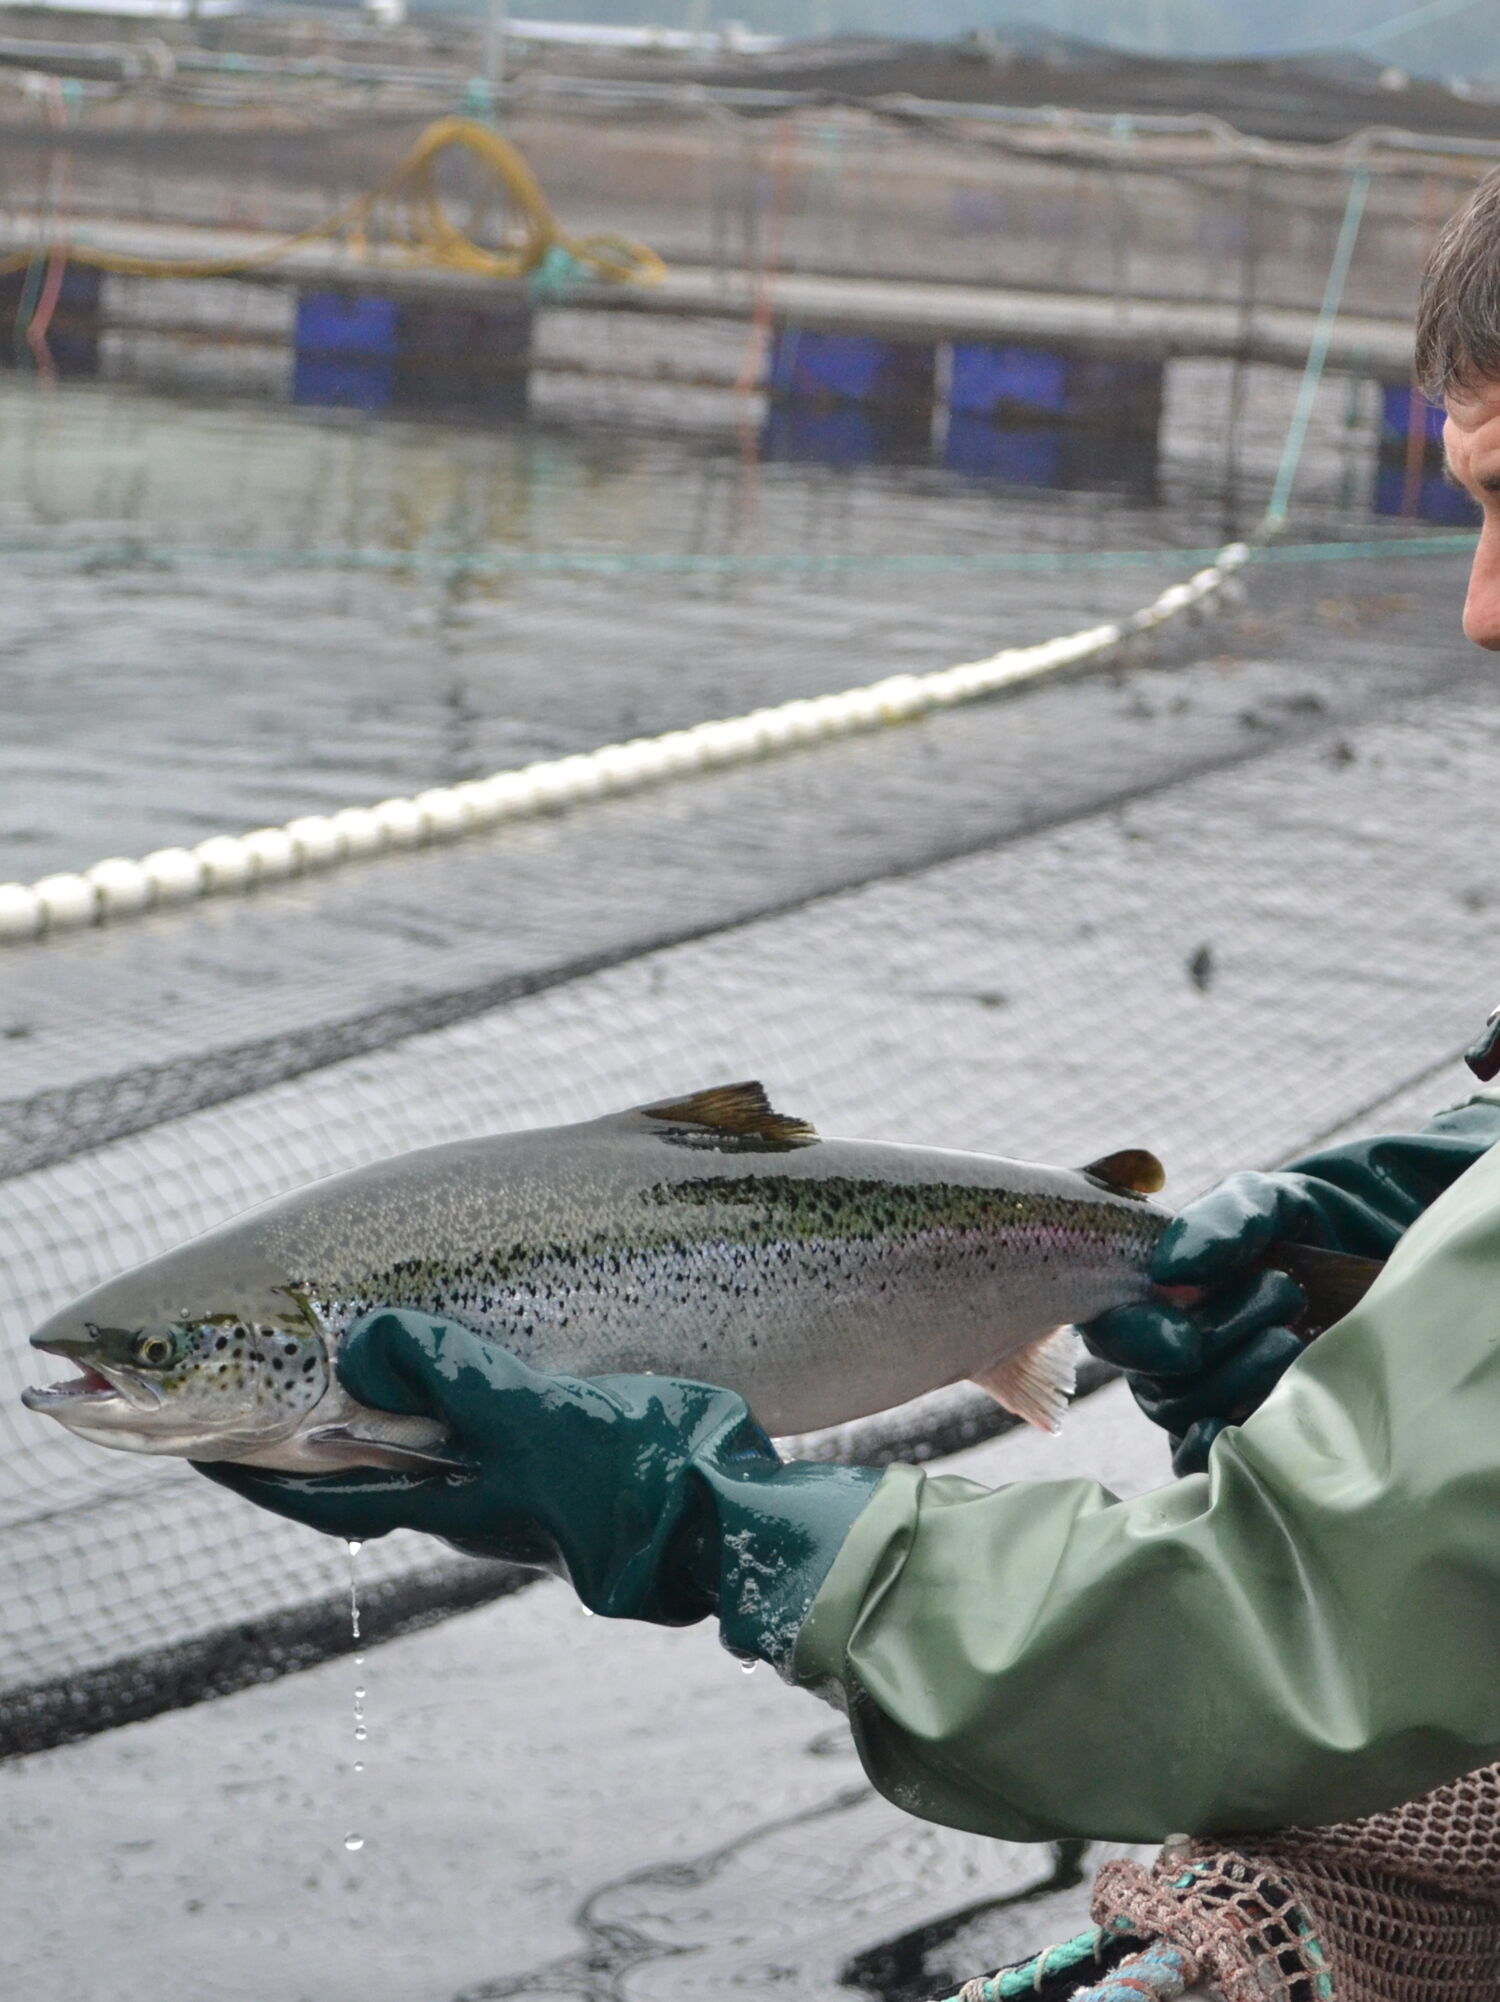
left=1084, top=1761, right=1500, bottom=2001
left=0, top=67, right=1485, bottom=326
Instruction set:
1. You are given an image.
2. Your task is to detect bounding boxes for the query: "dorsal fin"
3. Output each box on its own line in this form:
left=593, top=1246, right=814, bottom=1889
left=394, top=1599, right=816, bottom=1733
left=637, top=1081, right=818, bottom=1150
left=1081, top=1148, right=1165, bottom=1198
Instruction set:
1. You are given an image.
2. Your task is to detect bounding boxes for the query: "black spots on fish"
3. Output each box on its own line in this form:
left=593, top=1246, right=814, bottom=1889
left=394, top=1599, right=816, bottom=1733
left=649, top=1173, right=1053, bottom=1248
left=214, top=1334, right=228, bottom=1352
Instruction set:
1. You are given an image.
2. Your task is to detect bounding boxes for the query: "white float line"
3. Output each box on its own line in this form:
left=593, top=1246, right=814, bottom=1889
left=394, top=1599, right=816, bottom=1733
left=0, top=545, right=1248, bottom=946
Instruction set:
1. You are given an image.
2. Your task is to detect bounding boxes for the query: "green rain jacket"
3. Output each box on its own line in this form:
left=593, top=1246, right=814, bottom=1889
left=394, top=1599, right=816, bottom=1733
left=792, top=1094, right=1500, bottom=1844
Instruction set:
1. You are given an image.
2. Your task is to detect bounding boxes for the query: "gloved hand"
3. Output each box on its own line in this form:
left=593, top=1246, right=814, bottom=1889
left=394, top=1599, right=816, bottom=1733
left=196, top=1308, right=881, bottom=1668
left=1083, top=1098, right=1500, bottom=1475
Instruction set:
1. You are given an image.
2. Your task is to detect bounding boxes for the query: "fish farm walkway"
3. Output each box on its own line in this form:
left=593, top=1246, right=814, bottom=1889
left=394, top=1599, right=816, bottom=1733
left=0, top=216, right=1418, bottom=372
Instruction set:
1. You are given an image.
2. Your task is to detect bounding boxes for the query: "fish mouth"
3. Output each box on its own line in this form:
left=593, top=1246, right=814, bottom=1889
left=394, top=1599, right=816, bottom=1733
left=22, top=1339, right=163, bottom=1415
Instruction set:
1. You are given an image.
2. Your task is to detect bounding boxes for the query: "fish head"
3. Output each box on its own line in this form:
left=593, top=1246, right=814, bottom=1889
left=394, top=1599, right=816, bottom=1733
left=23, top=1287, right=331, bottom=1462
left=20, top=1215, right=456, bottom=1473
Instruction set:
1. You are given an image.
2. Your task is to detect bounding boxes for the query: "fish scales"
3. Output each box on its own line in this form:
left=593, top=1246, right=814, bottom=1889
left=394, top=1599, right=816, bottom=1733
left=278, top=1148, right=1163, bottom=1431
left=22, top=1083, right=1170, bottom=1470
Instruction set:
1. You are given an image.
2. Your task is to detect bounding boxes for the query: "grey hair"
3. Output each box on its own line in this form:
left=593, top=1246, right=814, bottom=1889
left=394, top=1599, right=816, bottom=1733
left=1416, top=171, right=1500, bottom=404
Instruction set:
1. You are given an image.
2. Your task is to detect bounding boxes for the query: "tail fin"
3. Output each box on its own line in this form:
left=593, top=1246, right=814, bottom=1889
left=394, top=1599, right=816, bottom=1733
left=1262, top=1242, right=1384, bottom=1339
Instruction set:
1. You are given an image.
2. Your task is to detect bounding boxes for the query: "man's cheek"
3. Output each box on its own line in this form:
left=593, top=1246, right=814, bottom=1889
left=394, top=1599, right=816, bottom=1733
left=1462, top=524, right=1500, bottom=649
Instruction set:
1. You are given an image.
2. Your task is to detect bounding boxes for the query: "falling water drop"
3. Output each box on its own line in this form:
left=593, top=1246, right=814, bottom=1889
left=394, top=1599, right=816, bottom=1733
left=343, top=1543, right=369, bottom=1857
left=346, top=1541, right=362, bottom=1643
left=740, top=1659, right=757, bottom=1674
left=579, top=1605, right=595, bottom=1618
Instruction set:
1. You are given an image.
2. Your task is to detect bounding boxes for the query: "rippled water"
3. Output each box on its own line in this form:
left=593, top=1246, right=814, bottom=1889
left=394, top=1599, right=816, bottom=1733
left=0, top=354, right=1407, bottom=882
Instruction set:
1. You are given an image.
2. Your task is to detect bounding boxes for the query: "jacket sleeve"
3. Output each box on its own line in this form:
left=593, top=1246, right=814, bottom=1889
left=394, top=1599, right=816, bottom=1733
left=791, top=1099, right=1500, bottom=1844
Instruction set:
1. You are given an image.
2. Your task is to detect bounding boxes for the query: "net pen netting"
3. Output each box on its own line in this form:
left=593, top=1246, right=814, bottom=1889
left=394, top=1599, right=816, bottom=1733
left=4, top=665, right=1500, bottom=1752
left=0, top=120, right=1489, bottom=1755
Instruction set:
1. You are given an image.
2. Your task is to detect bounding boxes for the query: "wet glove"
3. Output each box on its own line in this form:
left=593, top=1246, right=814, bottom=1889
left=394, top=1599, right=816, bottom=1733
left=196, top=1308, right=881, bottom=1668
left=1083, top=1098, right=1500, bottom=1475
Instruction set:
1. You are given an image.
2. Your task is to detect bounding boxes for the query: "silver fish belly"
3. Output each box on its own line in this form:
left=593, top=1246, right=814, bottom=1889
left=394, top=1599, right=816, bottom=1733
left=23, top=1081, right=1168, bottom=1468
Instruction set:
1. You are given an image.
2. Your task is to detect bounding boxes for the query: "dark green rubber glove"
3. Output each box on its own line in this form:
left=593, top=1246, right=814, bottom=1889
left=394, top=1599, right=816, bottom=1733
left=196, top=1309, right=881, bottom=1668
left=1083, top=1099, right=1500, bottom=1475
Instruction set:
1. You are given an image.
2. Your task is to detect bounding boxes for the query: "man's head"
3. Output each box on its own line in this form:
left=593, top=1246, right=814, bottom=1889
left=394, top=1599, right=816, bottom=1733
left=1417, top=173, right=1500, bottom=648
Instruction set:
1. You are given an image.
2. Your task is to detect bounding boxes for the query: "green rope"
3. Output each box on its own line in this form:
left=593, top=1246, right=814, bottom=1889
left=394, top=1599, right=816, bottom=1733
left=1263, top=167, right=1372, bottom=536
left=929, top=1922, right=1133, bottom=2002
left=1351, top=0, right=1489, bottom=50
left=1255, top=533, right=1471, bottom=563
left=526, top=244, right=592, bottom=299
left=0, top=533, right=1471, bottom=581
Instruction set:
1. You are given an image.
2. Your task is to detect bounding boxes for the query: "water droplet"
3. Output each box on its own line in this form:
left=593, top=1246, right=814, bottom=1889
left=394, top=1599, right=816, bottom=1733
left=740, top=1659, right=757, bottom=1674
left=354, top=1656, right=364, bottom=1669
left=354, top=1725, right=367, bottom=1742
left=354, top=1688, right=366, bottom=1702
left=346, top=1540, right=363, bottom=1558
left=579, top=1605, right=595, bottom=1618
left=344, top=1833, right=364, bottom=1853
left=353, top=1762, right=364, bottom=1775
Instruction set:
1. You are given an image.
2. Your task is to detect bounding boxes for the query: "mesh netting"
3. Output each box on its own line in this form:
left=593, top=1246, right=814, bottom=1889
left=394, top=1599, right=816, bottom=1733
left=5, top=656, right=1500, bottom=1752
left=1091, top=1762, right=1500, bottom=2001
left=0, top=67, right=1479, bottom=323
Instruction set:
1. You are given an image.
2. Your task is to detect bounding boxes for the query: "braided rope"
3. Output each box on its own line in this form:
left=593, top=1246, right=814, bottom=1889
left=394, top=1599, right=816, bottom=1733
left=939, top=1917, right=1200, bottom=2002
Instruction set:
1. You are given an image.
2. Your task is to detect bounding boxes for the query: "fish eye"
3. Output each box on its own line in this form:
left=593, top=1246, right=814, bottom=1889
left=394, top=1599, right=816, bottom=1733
left=133, top=1332, right=176, bottom=1369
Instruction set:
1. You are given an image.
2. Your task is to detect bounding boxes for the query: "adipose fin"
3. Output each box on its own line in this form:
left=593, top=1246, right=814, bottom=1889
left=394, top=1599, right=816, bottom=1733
left=1080, top=1149, right=1165, bottom=1198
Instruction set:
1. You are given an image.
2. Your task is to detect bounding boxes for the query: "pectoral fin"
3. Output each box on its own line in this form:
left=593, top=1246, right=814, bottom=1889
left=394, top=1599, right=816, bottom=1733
left=303, top=1423, right=463, bottom=1474
left=970, top=1326, right=1081, bottom=1434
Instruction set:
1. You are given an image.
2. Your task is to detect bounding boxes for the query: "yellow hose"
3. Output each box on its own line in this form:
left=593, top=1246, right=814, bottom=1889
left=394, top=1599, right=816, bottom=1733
left=0, top=116, right=665, bottom=286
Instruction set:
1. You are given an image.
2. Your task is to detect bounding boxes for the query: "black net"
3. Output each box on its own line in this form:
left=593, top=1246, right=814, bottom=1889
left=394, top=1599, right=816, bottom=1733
left=4, top=611, right=1499, bottom=1751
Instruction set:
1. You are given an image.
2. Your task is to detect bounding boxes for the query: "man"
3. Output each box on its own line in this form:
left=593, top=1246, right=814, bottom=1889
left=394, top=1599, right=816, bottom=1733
left=206, top=178, right=1500, bottom=1868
